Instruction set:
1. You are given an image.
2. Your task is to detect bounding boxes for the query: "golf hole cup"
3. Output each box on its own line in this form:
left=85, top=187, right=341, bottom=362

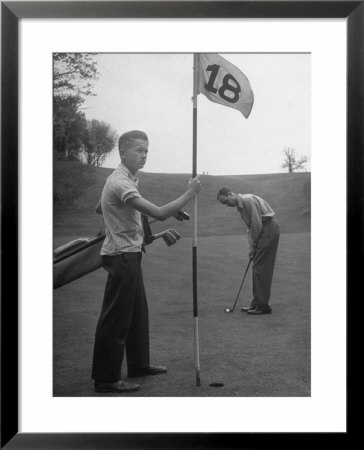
left=209, top=382, right=224, bottom=388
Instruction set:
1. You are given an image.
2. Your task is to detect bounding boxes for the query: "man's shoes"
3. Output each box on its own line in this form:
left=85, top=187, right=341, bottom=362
left=128, top=364, right=167, bottom=378
left=94, top=379, right=141, bottom=393
left=247, top=308, right=272, bottom=315
left=241, top=306, right=256, bottom=312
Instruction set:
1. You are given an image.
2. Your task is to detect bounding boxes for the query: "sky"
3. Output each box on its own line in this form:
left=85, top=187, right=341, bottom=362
left=83, top=53, right=310, bottom=175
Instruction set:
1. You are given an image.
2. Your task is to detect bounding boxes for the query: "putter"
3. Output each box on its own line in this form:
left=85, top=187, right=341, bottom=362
left=224, top=258, right=253, bottom=313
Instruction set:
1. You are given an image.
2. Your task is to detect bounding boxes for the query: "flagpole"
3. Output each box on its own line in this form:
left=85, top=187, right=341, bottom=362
left=192, top=53, right=201, bottom=386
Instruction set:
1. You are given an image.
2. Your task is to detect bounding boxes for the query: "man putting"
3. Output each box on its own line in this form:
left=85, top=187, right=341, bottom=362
left=92, top=130, right=201, bottom=393
left=217, top=188, right=280, bottom=315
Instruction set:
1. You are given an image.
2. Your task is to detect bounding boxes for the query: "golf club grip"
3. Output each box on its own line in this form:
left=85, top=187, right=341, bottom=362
left=151, top=231, right=165, bottom=239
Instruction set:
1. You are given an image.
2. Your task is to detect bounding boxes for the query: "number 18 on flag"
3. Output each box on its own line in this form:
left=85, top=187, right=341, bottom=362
left=198, top=53, right=254, bottom=119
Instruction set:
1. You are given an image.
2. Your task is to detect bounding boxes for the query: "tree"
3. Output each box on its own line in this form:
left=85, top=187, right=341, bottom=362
left=53, top=53, right=99, bottom=100
left=53, top=95, right=89, bottom=159
left=53, top=53, right=99, bottom=159
left=82, top=119, right=118, bottom=166
left=281, top=147, right=308, bottom=173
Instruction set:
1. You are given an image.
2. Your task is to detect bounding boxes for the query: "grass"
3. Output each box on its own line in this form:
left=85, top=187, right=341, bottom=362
left=53, top=161, right=311, bottom=397
left=53, top=233, right=310, bottom=397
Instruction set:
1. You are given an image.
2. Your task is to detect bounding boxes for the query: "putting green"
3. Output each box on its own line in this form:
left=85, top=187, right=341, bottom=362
left=53, top=233, right=310, bottom=397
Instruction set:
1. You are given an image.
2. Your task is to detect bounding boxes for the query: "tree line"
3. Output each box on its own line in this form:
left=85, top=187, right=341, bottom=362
left=53, top=53, right=118, bottom=166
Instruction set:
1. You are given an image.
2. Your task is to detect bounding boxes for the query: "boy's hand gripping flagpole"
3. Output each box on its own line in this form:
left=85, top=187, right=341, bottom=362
left=192, top=53, right=201, bottom=386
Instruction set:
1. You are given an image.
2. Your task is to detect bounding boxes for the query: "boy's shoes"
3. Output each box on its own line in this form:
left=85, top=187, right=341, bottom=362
left=247, top=308, right=272, bottom=315
left=94, top=379, right=140, bottom=393
left=128, top=364, right=167, bottom=378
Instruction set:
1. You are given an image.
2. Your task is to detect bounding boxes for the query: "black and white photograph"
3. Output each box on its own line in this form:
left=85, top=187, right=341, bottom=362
left=3, top=6, right=351, bottom=442
left=53, top=52, right=311, bottom=397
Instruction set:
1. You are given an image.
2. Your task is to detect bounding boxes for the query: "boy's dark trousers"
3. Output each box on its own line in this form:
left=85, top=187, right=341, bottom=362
left=91, top=252, right=150, bottom=382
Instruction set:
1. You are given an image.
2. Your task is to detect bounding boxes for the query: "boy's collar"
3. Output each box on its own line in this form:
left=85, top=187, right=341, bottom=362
left=119, top=162, right=138, bottom=181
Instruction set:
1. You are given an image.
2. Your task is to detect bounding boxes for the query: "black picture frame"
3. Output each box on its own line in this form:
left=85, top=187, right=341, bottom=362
left=1, top=1, right=359, bottom=448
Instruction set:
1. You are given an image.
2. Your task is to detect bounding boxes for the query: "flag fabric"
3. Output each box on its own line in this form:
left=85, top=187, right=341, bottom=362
left=198, top=53, right=254, bottom=118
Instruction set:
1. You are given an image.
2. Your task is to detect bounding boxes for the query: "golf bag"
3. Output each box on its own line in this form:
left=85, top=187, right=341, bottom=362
left=53, top=232, right=105, bottom=289
left=53, top=214, right=181, bottom=289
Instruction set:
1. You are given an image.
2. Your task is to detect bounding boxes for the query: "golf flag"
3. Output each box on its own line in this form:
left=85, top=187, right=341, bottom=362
left=191, top=54, right=253, bottom=386
left=198, top=53, right=254, bottom=118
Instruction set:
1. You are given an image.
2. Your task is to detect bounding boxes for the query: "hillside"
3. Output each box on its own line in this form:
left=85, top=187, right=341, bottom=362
left=54, top=160, right=310, bottom=237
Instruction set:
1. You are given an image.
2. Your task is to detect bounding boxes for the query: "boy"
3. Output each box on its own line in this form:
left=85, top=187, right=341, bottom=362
left=92, top=130, right=201, bottom=393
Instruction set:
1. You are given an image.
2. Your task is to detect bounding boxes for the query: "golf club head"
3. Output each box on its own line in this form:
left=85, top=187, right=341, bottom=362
left=175, top=210, right=190, bottom=221
left=168, top=229, right=181, bottom=240
left=162, top=231, right=177, bottom=247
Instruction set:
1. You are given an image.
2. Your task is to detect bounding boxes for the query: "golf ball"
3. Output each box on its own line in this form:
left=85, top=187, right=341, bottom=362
left=225, top=308, right=231, bottom=313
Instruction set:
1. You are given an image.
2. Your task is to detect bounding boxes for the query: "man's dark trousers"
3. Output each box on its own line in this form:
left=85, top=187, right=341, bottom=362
left=91, top=252, right=150, bottom=382
left=251, top=219, right=280, bottom=312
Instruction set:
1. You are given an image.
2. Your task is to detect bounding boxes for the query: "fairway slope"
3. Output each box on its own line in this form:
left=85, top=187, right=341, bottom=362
left=54, top=160, right=310, bottom=238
